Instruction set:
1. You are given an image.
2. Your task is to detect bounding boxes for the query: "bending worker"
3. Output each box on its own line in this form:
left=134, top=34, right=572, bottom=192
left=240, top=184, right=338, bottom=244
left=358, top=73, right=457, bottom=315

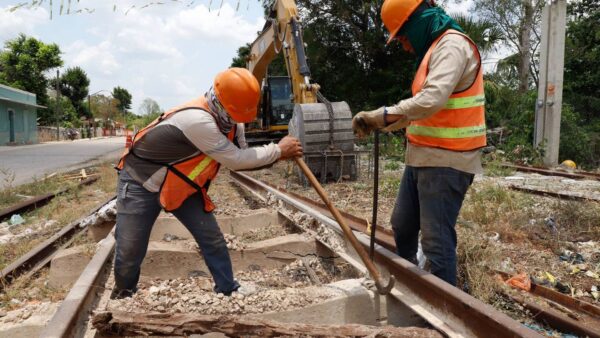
left=352, top=0, right=485, bottom=286
left=113, top=68, right=303, bottom=298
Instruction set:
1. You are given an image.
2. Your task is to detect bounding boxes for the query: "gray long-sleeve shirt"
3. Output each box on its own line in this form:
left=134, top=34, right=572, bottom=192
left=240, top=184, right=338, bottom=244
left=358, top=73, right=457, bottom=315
left=124, top=108, right=281, bottom=192
left=387, top=33, right=483, bottom=174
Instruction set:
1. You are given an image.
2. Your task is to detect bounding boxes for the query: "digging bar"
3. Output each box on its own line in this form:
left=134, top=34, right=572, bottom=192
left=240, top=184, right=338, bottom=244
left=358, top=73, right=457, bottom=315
left=294, top=157, right=395, bottom=294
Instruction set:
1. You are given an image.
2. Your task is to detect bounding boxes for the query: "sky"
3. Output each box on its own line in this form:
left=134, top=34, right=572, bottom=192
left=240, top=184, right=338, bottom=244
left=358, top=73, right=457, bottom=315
left=0, top=0, right=489, bottom=114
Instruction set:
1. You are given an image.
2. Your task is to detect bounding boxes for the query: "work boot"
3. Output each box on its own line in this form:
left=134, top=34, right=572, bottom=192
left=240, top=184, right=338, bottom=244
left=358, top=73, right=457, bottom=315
left=110, top=288, right=136, bottom=300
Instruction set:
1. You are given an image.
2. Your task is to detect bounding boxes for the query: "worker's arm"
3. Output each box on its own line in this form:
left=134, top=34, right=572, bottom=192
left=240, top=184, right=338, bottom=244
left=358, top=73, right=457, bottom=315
left=386, top=35, right=474, bottom=121
left=235, top=123, right=248, bottom=149
left=183, top=114, right=281, bottom=171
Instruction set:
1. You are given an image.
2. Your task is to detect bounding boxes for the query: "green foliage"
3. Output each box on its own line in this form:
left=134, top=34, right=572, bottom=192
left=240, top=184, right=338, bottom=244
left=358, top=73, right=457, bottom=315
left=0, top=34, right=63, bottom=109
left=43, top=96, right=79, bottom=127
left=112, top=86, right=132, bottom=113
left=450, top=14, right=503, bottom=55
left=231, top=44, right=250, bottom=68
left=52, top=66, right=90, bottom=119
left=564, top=0, right=600, bottom=123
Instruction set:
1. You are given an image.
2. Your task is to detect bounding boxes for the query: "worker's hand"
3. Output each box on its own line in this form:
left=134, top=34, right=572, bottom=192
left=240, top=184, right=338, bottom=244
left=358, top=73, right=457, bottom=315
left=278, top=136, right=303, bottom=160
left=382, top=114, right=410, bottom=132
left=352, top=107, right=386, bottom=139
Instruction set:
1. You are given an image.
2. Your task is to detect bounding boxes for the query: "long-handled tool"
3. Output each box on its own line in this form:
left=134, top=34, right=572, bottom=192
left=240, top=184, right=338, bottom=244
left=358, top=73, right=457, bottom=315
left=369, top=131, right=380, bottom=261
left=294, top=157, right=395, bottom=295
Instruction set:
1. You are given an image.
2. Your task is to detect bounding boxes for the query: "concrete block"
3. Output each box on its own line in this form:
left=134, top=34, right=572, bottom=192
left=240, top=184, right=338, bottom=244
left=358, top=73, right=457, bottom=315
left=0, top=302, right=58, bottom=337
left=48, top=245, right=93, bottom=289
left=149, top=209, right=280, bottom=241
left=259, top=279, right=379, bottom=325
left=141, top=234, right=323, bottom=281
left=87, top=221, right=115, bottom=242
left=51, top=234, right=326, bottom=287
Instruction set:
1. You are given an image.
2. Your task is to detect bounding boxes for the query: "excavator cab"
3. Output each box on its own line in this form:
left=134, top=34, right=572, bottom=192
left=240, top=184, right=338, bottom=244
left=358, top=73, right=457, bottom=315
left=263, top=76, right=294, bottom=130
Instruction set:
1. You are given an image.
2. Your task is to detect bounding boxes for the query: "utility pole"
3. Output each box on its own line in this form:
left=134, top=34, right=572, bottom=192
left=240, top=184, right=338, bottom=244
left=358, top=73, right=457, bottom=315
left=534, top=0, right=567, bottom=167
left=55, top=69, right=61, bottom=141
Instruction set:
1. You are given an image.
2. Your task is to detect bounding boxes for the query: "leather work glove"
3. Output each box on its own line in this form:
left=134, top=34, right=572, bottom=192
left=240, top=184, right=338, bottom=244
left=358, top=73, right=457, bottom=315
left=352, top=107, right=411, bottom=138
left=352, top=107, right=386, bottom=139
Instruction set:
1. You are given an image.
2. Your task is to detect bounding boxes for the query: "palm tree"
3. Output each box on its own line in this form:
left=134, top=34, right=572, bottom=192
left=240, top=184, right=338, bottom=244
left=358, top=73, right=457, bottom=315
left=451, top=14, right=504, bottom=57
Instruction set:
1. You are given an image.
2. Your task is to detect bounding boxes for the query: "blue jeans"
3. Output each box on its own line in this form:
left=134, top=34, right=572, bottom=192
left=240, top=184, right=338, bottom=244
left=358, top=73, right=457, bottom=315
left=113, top=170, right=239, bottom=297
left=390, top=166, right=474, bottom=286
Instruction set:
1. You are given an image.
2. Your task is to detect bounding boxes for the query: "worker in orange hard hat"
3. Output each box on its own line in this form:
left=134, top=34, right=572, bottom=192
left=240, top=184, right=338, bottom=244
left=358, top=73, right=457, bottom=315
left=352, top=0, right=486, bottom=286
left=112, top=68, right=303, bottom=299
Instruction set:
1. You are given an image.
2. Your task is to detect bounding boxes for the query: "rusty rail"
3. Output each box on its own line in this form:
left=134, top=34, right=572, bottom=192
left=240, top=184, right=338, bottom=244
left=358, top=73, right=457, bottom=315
left=509, top=185, right=600, bottom=202
left=0, top=176, right=99, bottom=222
left=0, top=194, right=115, bottom=290
left=40, top=229, right=115, bottom=338
left=229, top=170, right=540, bottom=338
left=501, top=163, right=600, bottom=181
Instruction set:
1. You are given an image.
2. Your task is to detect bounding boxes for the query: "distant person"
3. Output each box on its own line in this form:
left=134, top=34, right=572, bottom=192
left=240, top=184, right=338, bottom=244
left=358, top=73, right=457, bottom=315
left=352, top=0, right=486, bottom=286
left=112, top=68, right=303, bottom=298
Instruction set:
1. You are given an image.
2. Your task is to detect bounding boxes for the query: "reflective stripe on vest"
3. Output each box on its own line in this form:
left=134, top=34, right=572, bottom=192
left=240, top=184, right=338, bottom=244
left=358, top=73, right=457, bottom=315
left=188, top=156, right=215, bottom=180
left=444, top=94, right=485, bottom=110
left=407, top=29, right=487, bottom=151
left=407, top=124, right=486, bottom=139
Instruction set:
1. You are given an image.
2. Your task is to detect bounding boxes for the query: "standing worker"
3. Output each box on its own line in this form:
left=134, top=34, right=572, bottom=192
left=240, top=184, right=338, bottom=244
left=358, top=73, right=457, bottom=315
left=113, top=68, right=303, bottom=298
left=352, top=0, right=485, bottom=286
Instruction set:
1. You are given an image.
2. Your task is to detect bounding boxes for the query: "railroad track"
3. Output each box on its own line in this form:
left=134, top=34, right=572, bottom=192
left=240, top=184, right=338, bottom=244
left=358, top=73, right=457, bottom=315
left=501, top=163, right=600, bottom=181
left=30, top=169, right=600, bottom=337
left=0, top=176, right=99, bottom=222
left=0, top=194, right=116, bottom=290
left=36, top=171, right=544, bottom=338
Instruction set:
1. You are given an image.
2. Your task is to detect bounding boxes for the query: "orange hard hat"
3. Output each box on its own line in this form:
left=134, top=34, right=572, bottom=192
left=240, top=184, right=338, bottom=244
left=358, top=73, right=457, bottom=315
left=381, top=0, right=424, bottom=44
left=213, top=68, right=260, bottom=123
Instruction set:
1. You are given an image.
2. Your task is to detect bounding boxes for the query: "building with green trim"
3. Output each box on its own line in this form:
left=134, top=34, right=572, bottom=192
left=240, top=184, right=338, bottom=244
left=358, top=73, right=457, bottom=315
left=0, top=84, right=44, bottom=145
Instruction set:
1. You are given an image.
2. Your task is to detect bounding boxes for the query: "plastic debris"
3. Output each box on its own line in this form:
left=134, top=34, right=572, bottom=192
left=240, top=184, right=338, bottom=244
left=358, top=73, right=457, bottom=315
left=590, top=286, right=599, bottom=300
left=555, top=281, right=571, bottom=294
left=559, top=250, right=585, bottom=264
left=505, top=272, right=531, bottom=292
left=585, top=270, right=600, bottom=280
left=9, top=214, right=24, bottom=226
left=79, top=199, right=117, bottom=228
left=545, top=272, right=557, bottom=285
left=544, top=217, right=558, bottom=233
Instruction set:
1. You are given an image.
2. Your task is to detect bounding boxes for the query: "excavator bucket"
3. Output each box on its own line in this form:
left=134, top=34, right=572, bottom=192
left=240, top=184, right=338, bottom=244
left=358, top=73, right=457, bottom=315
left=289, top=101, right=357, bottom=184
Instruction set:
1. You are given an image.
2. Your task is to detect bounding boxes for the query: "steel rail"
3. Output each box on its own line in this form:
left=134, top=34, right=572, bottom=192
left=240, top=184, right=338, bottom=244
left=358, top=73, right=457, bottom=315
left=229, top=170, right=540, bottom=338
left=509, top=185, right=600, bottom=202
left=0, top=194, right=116, bottom=290
left=0, top=176, right=99, bottom=222
left=40, top=229, right=115, bottom=338
left=501, top=163, right=600, bottom=181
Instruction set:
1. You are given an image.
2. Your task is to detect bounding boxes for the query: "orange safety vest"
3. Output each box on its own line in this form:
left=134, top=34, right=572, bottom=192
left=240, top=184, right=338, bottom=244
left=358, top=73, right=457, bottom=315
left=117, top=96, right=236, bottom=213
left=406, top=29, right=486, bottom=151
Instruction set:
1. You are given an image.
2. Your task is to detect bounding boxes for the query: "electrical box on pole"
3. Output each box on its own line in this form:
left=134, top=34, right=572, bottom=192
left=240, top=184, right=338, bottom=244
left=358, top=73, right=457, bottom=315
left=534, top=0, right=567, bottom=167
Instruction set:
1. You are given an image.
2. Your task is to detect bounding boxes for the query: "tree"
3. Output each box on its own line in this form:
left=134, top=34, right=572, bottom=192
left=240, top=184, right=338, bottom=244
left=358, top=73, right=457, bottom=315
left=0, top=34, right=63, bottom=107
left=112, top=86, right=132, bottom=113
left=51, top=66, right=90, bottom=119
left=138, top=98, right=162, bottom=116
left=563, top=0, right=600, bottom=122
left=91, top=94, right=120, bottom=126
left=450, top=15, right=503, bottom=57
left=466, top=0, right=545, bottom=92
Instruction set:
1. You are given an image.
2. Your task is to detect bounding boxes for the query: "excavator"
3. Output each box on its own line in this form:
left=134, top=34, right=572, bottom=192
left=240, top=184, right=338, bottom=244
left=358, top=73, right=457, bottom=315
left=245, top=0, right=357, bottom=183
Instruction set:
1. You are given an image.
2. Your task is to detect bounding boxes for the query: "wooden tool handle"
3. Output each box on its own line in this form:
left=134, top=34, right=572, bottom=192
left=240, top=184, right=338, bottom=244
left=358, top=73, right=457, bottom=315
left=293, top=157, right=394, bottom=293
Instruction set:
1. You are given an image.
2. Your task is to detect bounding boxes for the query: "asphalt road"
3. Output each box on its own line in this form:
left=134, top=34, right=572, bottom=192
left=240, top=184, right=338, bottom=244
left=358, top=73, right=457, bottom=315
left=0, top=137, right=125, bottom=189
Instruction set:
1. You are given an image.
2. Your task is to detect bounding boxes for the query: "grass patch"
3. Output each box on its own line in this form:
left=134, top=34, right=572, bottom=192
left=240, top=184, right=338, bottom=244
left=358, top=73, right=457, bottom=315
left=461, top=183, right=532, bottom=243
left=457, top=224, right=501, bottom=302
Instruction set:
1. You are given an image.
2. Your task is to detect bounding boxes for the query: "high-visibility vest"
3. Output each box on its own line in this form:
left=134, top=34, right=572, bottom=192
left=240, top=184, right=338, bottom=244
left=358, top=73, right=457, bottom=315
left=406, top=29, right=486, bottom=151
left=117, top=96, right=236, bottom=212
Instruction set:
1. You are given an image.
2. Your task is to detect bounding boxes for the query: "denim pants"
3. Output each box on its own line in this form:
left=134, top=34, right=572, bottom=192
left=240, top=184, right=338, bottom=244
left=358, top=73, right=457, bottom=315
left=390, top=166, right=474, bottom=286
left=113, top=170, right=239, bottom=297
